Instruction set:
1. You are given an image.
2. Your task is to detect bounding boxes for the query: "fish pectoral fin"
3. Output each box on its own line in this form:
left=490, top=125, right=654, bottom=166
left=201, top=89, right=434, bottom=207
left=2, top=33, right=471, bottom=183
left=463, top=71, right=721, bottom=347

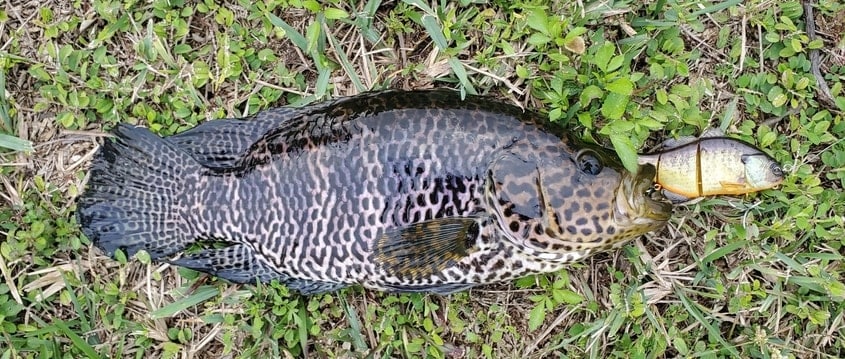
left=660, top=188, right=693, bottom=204
left=373, top=218, right=481, bottom=280
left=717, top=181, right=749, bottom=193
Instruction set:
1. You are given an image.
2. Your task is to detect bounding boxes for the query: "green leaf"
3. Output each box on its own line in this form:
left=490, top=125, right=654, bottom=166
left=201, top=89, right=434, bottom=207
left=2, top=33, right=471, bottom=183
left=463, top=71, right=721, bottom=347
left=835, top=96, right=845, bottom=112
left=809, top=309, right=830, bottom=325
left=579, top=85, right=603, bottom=105
left=527, top=33, right=551, bottom=46
left=134, top=250, right=151, bottom=264
left=57, top=112, right=76, bottom=128
left=771, top=93, right=788, bottom=108
left=526, top=8, right=549, bottom=34
left=554, top=289, right=583, bottom=305
left=528, top=302, right=546, bottom=331
left=323, top=7, right=349, bottom=20
left=592, top=42, right=614, bottom=72
left=760, top=131, right=777, bottom=148
left=606, top=55, right=624, bottom=73
left=674, top=337, right=688, bottom=355
left=656, top=88, right=668, bottom=105
left=401, top=0, right=435, bottom=15
left=790, top=38, right=803, bottom=52
left=609, top=134, right=639, bottom=173
left=601, top=92, right=629, bottom=120
left=605, top=78, right=634, bottom=96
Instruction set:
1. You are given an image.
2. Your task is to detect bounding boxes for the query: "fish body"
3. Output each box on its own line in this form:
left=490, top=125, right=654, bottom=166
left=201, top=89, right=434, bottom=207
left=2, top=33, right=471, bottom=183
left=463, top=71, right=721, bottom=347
left=638, top=136, right=784, bottom=203
left=77, top=90, right=671, bottom=295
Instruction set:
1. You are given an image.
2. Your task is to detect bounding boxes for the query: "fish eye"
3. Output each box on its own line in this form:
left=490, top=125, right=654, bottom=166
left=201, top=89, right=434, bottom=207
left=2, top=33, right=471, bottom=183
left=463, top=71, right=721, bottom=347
left=576, top=150, right=603, bottom=175
left=770, top=162, right=784, bottom=177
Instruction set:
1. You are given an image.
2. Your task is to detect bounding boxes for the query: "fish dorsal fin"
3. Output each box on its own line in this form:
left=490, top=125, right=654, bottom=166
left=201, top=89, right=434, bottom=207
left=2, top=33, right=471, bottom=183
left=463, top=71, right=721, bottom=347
left=658, top=136, right=697, bottom=150
left=657, top=128, right=726, bottom=151
left=166, top=108, right=301, bottom=169
left=700, top=128, right=725, bottom=138
left=373, top=218, right=481, bottom=281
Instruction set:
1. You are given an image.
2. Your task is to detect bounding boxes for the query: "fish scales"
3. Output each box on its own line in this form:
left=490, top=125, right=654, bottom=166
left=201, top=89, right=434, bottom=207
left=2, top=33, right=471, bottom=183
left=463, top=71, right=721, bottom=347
left=77, top=89, right=672, bottom=295
left=193, top=92, right=544, bottom=288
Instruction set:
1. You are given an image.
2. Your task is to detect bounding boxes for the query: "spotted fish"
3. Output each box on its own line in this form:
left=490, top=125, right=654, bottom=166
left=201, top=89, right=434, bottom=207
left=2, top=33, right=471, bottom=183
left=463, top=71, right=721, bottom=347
left=77, top=89, right=672, bottom=295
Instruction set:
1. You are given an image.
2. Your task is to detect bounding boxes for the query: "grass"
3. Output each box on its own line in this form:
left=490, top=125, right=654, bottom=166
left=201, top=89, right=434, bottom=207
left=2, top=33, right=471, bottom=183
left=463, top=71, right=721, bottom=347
left=1, top=0, right=845, bottom=357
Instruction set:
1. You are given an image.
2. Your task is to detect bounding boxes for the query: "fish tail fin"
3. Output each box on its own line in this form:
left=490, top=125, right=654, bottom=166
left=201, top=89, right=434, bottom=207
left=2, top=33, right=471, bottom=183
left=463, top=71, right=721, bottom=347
left=77, top=124, right=201, bottom=260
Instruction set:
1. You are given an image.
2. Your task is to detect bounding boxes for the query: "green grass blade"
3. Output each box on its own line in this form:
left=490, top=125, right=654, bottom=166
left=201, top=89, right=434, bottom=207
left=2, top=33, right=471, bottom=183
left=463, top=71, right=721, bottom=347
left=676, top=289, right=739, bottom=356
left=61, top=274, right=94, bottom=340
left=355, top=0, right=382, bottom=44
left=296, top=298, right=309, bottom=356
left=421, top=14, right=448, bottom=50
left=0, top=133, right=33, bottom=152
left=401, top=0, right=435, bottom=16
left=719, top=97, right=738, bottom=132
left=339, top=295, right=368, bottom=352
left=700, top=240, right=748, bottom=265
left=150, top=285, right=220, bottom=319
left=324, top=24, right=366, bottom=92
left=690, top=0, right=742, bottom=17
left=267, top=13, right=309, bottom=52
left=774, top=251, right=809, bottom=274
left=448, top=58, right=477, bottom=95
left=0, top=68, right=11, bottom=132
left=52, top=320, right=103, bottom=359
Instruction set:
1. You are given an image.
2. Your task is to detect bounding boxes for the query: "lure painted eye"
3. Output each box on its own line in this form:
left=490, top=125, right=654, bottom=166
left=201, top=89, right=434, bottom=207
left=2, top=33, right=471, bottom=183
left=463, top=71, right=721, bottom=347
left=577, top=150, right=603, bottom=175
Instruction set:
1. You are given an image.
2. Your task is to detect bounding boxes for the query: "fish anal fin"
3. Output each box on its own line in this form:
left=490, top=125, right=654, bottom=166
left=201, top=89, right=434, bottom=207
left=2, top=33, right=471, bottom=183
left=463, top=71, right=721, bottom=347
left=373, top=218, right=481, bottom=280
left=381, top=282, right=477, bottom=295
left=284, top=279, right=350, bottom=295
left=170, top=244, right=284, bottom=283
left=170, top=244, right=348, bottom=295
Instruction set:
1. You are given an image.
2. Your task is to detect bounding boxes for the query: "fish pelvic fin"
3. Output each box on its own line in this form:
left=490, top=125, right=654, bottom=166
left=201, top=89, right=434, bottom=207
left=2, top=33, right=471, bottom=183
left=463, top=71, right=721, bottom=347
left=77, top=124, right=201, bottom=260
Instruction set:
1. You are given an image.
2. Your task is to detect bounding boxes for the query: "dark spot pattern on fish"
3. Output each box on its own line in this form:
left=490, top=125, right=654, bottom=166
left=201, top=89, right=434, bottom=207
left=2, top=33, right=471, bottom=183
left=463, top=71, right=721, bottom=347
left=77, top=89, right=671, bottom=295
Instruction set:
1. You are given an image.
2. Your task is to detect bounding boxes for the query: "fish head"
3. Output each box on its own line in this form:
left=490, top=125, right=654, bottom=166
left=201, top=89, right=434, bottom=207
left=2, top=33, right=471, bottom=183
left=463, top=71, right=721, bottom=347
left=741, top=152, right=785, bottom=190
left=486, top=142, right=672, bottom=256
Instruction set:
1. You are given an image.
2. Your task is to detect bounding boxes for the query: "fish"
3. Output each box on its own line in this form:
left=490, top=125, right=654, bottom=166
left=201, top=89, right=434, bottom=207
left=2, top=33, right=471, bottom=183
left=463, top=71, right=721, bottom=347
left=76, top=89, right=672, bottom=295
left=638, top=136, right=785, bottom=203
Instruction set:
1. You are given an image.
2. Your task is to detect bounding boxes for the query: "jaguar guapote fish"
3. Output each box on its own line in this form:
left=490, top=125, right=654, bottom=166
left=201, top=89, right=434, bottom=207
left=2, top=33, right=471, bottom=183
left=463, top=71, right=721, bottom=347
left=77, top=89, right=672, bottom=295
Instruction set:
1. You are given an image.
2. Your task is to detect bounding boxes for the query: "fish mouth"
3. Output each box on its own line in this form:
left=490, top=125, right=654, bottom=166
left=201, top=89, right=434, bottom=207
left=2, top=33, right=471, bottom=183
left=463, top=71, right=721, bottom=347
left=617, top=165, right=672, bottom=227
